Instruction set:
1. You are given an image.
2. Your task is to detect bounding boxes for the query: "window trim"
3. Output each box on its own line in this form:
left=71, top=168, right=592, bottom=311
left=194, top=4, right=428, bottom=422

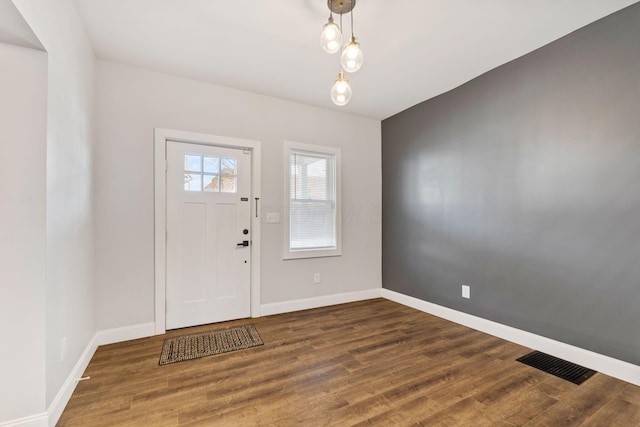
left=283, top=140, right=342, bottom=260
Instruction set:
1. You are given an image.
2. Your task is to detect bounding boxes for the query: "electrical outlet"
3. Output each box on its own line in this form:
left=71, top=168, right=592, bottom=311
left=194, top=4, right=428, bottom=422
left=313, top=273, right=321, bottom=284
left=461, top=284, right=470, bottom=299
left=60, top=337, right=67, bottom=362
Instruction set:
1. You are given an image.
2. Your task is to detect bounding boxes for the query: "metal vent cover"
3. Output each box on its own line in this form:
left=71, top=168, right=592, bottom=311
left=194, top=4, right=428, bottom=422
left=517, top=351, right=597, bottom=385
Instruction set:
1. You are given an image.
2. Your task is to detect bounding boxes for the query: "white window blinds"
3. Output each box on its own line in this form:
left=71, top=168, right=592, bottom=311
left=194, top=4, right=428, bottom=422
left=289, top=150, right=337, bottom=251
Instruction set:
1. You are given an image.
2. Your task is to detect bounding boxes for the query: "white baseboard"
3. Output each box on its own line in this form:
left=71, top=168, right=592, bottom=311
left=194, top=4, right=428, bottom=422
left=1, top=330, right=100, bottom=427
left=95, top=322, right=156, bottom=346
left=0, top=414, right=47, bottom=427
left=45, top=333, right=99, bottom=427
left=46, top=322, right=156, bottom=427
left=261, top=288, right=382, bottom=316
left=382, top=289, right=640, bottom=387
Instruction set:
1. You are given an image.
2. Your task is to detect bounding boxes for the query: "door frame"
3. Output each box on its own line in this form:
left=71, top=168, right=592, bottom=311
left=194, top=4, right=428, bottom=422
left=154, top=128, right=261, bottom=335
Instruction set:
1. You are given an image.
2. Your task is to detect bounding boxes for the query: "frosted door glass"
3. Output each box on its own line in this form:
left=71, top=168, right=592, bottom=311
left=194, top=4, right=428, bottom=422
left=203, top=175, right=220, bottom=192
left=203, top=156, right=220, bottom=173
left=221, top=176, right=237, bottom=193
left=184, top=173, right=202, bottom=191
left=185, top=155, right=201, bottom=172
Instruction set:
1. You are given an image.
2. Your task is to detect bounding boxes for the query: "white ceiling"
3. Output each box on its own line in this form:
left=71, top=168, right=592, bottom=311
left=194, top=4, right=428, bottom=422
left=0, top=0, right=43, bottom=50
left=73, top=0, right=638, bottom=120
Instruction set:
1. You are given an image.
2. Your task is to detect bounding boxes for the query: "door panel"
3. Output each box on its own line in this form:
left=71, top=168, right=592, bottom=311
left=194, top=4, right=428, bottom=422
left=216, top=203, right=237, bottom=298
left=181, top=202, right=206, bottom=303
left=166, top=141, right=251, bottom=330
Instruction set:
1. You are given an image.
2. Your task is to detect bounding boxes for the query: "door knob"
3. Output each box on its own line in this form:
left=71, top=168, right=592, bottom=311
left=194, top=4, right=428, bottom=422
left=237, top=241, right=249, bottom=247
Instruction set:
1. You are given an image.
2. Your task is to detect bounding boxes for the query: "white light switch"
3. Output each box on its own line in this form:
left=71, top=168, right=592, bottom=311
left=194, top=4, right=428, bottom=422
left=462, top=285, right=470, bottom=299
left=266, top=213, right=280, bottom=223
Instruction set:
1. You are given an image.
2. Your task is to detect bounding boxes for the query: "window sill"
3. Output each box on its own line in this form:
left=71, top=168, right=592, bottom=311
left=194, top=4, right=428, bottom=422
left=283, top=249, right=342, bottom=260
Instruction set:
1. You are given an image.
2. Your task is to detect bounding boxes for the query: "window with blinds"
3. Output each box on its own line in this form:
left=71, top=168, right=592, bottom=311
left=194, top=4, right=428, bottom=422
left=284, top=141, right=341, bottom=259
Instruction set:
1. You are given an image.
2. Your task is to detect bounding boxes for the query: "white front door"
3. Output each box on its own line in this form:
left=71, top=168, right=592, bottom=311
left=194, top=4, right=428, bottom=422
left=165, top=140, right=251, bottom=330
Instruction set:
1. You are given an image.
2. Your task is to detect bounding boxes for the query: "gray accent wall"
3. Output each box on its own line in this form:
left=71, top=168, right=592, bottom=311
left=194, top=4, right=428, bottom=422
left=382, top=3, right=640, bottom=365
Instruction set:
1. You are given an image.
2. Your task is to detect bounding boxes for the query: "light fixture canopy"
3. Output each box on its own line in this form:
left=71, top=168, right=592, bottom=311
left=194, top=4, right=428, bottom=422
left=327, top=0, right=356, bottom=15
left=330, top=71, right=352, bottom=106
left=340, top=37, right=363, bottom=73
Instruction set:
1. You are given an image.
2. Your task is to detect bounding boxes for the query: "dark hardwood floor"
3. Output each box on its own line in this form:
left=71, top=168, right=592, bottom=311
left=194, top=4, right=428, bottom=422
left=58, top=299, right=640, bottom=426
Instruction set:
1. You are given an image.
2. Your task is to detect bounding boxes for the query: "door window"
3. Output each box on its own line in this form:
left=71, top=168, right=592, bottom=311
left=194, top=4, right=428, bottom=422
left=183, top=154, right=237, bottom=193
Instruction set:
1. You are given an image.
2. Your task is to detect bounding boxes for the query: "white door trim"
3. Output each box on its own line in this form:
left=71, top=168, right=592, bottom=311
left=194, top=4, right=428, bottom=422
left=154, top=128, right=261, bottom=335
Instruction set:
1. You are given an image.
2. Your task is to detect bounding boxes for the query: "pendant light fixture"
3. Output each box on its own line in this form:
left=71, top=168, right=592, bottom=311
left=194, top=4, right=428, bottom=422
left=341, top=38, right=363, bottom=73
left=320, top=7, right=342, bottom=53
left=320, top=0, right=363, bottom=106
left=330, top=71, right=352, bottom=106
left=340, top=8, right=363, bottom=73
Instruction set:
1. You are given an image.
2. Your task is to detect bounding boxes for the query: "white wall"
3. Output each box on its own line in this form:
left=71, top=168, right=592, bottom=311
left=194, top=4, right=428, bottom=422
left=13, top=0, right=96, bottom=412
left=94, top=60, right=381, bottom=330
left=0, top=42, right=47, bottom=422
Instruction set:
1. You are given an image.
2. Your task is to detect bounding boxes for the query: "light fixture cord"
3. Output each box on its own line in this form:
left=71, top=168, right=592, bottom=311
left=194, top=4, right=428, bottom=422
left=328, top=0, right=333, bottom=20
left=350, top=5, right=355, bottom=39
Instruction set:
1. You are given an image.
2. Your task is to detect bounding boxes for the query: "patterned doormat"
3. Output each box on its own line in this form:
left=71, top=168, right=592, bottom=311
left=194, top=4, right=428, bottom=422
left=159, top=324, right=263, bottom=365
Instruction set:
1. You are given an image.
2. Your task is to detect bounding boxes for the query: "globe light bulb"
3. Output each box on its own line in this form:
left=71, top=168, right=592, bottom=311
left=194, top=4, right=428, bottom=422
left=320, top=18, right=342, bottom=54
left=340, top=37, right=363, bottom=73
left=331, top=71, right=352, bottom=106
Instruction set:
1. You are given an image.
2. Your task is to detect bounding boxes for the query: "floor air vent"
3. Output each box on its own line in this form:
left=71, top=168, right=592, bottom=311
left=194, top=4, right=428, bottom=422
left=516, top=351, right=597, bottom=385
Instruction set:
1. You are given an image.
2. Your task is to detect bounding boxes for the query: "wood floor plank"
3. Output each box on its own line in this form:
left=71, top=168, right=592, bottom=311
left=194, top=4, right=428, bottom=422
left=560, top=374, right=628, bottom=414
left=352, top=395, right=445, bottom=426
left=619, top=384, right=640, bottom=406
left=533, top=375, right=579, bottom=401
left=56, top=298, right=639, bottom=426
left=473, top=369, right=548, bottom=407
left=524, top=401, right=589, bottom=427
left=416, top=397, right=512, bottom=427
left=480, top=387, right=558, bottom=425
left=580, top=396, right=640, bottom=427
